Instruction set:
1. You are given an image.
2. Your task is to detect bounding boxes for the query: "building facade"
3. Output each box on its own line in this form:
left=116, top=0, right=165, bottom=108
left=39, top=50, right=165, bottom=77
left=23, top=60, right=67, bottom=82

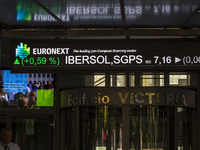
left=0, top=1, right=200, bottom=150
left=0, top=38, right=199, bottom=150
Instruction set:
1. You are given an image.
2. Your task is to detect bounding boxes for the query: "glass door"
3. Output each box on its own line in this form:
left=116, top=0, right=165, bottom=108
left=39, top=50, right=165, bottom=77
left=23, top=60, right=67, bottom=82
left=66, top=106, right=123, bottom=150
left=10, top=114, right=53, bottom=150
left=177, top=107, right=192, bottom=150
left=129, top=106, right=171, bottom=150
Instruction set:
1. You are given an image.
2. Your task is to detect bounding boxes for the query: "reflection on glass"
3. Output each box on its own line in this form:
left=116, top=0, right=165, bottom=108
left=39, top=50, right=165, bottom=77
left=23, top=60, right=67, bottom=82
left=17, top=5, right=32, bottom=21
left=80, top=106, right=122, bottom=150
left=177, top=107, right=192, bottom=150
left=111, top=74, right=126, bottom=87
left=11, top=117, right=49, bottom=150
left=1, top=0, right=199, bottom=27
left=66, top=108, right=76, bottom=150
left=130, top=106, right=170, bottom=150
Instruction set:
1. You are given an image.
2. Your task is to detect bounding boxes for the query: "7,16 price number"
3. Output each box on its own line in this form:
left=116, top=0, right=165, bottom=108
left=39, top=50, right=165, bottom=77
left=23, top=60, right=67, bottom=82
left=21, top=57, right=60, bottom=66
left=154, top=56, right=172, bottom=65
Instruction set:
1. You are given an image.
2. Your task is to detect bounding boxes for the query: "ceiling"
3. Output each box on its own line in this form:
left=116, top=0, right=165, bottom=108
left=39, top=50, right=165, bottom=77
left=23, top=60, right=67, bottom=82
left=0, top=0, right=200, bottom=37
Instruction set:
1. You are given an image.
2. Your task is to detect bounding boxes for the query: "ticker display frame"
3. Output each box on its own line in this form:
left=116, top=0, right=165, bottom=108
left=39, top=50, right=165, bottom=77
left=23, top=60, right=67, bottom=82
left=10, top=39, right=200, bottom=73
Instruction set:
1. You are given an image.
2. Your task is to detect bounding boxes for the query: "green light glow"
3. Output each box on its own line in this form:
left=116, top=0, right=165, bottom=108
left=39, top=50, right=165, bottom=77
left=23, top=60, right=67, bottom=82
left=37, top=89, right=54, bottom=107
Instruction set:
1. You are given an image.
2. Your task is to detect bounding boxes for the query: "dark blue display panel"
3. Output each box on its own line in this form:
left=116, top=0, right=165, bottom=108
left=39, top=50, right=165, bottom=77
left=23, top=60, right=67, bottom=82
left=10, top=39, right=200, bottom=72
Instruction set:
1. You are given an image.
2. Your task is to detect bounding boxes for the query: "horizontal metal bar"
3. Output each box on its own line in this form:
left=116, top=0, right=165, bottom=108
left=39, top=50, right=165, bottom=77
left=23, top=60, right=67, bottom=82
left=0, top=29, right=200, bottom=37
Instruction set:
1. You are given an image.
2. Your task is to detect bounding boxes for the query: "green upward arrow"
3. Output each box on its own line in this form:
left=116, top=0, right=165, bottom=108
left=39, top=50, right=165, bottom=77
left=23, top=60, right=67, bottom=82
left=14, top=58, right=20, bottom=65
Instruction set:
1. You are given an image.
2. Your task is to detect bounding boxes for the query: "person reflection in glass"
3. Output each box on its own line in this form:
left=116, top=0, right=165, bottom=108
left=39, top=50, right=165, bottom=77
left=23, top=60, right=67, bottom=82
left=0, top=128, right=21, bottom=150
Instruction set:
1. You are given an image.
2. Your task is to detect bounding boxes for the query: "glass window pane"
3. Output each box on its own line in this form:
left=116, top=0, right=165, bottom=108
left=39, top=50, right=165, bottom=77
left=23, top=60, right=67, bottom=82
left=140, top=73, right=164, bottom=87
left=169, top=72, right=190, bottom=86
left=129, top=74, right=135, bottom=87
left=111, top=74, right=126, bottom=87
left=94, top=75, right=105, bottom=87
left=85, top=75, right=94, bottom=86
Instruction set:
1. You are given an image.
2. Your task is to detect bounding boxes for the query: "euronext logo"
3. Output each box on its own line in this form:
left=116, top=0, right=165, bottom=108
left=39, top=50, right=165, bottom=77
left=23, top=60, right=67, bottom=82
left=14, top=43, right=30, bottom=65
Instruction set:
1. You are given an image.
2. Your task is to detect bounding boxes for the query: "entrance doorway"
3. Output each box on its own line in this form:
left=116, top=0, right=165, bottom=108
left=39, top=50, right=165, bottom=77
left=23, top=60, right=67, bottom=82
left=64, top=106, right=193, bottom=150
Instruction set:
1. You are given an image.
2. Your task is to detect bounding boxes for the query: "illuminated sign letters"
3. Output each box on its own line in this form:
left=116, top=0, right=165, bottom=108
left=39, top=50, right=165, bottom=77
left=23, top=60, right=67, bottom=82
left=67, top=93, right=110, bottom=106
left=33, top=48, right=69, bottom=55
left=60, top=88, right=196, bottom=108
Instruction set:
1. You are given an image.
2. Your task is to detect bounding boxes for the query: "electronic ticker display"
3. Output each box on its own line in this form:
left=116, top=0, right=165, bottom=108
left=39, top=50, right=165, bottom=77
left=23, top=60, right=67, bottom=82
left=11, top=39, right=200, bottom=73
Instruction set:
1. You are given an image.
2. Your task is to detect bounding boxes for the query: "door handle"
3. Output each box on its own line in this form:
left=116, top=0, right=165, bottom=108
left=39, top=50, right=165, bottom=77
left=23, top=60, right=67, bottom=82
left=50, top=121, right=56, bottom=128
